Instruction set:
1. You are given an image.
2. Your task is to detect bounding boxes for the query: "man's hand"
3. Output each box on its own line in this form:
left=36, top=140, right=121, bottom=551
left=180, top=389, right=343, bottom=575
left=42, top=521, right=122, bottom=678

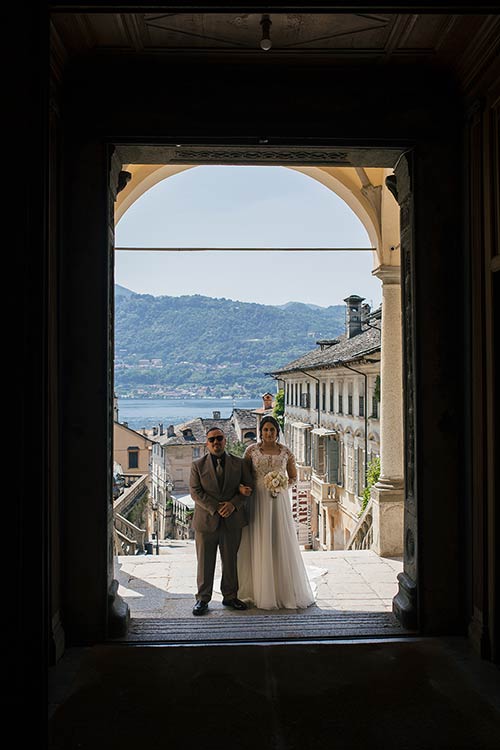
left=238, top=484, right=252, bottom=497
left=218, top=501, right=235, bottom=518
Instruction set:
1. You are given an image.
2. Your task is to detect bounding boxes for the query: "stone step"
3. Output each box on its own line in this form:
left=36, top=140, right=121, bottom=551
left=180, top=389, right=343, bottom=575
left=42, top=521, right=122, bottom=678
left=118, top=611, right=406, bottom=643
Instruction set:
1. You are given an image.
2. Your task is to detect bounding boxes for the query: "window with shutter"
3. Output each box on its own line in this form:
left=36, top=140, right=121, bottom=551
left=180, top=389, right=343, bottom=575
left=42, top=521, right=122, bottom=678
left=305, top=428, right=311, bottom=465
left=326, top=437, right=339, bottom=484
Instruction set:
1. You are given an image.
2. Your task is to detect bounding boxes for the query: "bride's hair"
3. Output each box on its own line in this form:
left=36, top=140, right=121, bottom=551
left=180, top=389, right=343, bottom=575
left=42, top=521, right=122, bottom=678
left=259, top=415, right=281, bottom=441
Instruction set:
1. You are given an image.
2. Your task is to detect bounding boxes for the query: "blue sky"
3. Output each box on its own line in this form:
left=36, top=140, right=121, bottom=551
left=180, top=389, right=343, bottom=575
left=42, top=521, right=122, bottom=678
left=115, top=165, right=381, bottom=308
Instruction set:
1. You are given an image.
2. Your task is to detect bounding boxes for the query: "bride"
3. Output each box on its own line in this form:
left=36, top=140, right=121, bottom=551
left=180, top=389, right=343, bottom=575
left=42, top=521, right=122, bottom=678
left=237, top=415, right=315, bottom=610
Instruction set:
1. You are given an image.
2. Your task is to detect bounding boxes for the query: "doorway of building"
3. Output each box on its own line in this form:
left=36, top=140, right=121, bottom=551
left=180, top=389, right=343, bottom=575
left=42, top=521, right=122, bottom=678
left=109, top=154, right=412, bottom=642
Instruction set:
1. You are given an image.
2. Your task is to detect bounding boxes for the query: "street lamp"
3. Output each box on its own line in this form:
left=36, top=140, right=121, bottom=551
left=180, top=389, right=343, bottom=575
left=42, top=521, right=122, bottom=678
left=151, top=496, right=160, bottom=555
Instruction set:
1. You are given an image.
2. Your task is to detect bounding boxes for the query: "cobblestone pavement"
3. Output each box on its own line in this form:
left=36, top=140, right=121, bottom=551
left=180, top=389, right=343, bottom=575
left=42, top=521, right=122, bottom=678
left=116, top=541, right=403, bottom=619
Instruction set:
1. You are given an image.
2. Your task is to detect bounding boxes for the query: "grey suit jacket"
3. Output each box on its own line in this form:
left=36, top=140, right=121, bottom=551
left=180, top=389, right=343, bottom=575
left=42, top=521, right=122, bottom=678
left=189, top=452, right=254, bottom=534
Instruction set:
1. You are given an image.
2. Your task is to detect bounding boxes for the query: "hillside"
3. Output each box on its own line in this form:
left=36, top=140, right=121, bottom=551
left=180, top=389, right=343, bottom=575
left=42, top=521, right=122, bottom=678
left=114, top=287, right=345, bottom=398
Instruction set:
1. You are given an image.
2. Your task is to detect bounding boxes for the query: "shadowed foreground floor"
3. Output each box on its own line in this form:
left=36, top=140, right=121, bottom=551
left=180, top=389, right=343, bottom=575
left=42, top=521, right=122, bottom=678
left=48, top=637, right=500, bottom=750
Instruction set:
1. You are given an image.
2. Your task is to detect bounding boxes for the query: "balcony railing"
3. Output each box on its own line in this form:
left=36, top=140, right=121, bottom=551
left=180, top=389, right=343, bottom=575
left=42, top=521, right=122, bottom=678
left=311, top=475, right=337, bottom=507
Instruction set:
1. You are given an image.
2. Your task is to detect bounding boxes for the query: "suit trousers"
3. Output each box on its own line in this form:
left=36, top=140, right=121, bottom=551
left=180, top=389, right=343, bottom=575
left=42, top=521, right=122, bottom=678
left=195, top=523, right=242, bottom=602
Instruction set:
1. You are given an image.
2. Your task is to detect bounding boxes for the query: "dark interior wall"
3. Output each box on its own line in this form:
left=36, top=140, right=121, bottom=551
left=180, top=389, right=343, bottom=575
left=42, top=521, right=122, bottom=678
left=63, top=54, right=459, bottom=144
left=57, top=52, right=468, bottom=644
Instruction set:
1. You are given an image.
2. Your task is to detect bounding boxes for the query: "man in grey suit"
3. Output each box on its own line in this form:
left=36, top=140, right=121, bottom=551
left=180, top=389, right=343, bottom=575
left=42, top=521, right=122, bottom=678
left=189, top=426, right=253, bottom=616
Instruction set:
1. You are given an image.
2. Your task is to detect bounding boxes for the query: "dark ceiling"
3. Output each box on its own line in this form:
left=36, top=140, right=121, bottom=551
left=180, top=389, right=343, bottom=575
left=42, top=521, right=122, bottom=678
left=51, top=11, right=497, bottom=72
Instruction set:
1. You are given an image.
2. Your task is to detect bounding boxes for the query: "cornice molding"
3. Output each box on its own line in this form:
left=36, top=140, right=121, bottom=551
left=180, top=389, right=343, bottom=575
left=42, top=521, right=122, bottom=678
left=372, top=264, right=401, bottom=283
left=117, top=144, right=404, bottom=167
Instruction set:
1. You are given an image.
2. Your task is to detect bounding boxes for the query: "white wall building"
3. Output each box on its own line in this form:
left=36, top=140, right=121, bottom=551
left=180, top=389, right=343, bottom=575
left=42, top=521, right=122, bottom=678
left=272, top=295, right=381, bottom=551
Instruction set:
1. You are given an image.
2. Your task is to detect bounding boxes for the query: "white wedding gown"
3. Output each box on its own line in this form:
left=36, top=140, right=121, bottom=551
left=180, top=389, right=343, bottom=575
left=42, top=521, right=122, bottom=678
left=237, top=443, right=315, bottom=610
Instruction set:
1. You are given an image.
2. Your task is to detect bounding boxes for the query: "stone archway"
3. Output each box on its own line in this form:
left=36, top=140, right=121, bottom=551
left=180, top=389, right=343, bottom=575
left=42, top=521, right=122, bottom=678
left=109, top=149, right=407, bottom=634
left=114, top=162, right=396, bottom=269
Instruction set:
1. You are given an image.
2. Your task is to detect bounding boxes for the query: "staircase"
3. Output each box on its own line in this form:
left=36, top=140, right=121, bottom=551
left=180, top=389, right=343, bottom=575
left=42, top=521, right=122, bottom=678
left=113, top=474, right=149, bottom=555
left=113, top=513, right=146, bottom=555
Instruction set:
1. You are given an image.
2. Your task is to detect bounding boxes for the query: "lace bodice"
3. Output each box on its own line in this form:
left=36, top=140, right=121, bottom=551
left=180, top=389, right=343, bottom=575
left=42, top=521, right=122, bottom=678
left=245, top=443, right=294, bottom=482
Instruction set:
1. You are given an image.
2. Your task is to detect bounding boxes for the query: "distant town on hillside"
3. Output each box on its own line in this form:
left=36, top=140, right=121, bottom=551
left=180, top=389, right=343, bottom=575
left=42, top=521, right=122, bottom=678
left=114, top=284, right=346, bottom=398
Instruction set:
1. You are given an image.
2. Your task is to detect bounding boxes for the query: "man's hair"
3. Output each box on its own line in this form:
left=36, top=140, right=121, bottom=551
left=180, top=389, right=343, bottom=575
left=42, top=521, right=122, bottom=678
left=206, top=426, right=225, bottom=437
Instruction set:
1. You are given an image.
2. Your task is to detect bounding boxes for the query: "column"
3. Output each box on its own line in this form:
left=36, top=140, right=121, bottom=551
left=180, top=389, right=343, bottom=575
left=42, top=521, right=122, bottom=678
left=371, top=265, right=404, bottom=556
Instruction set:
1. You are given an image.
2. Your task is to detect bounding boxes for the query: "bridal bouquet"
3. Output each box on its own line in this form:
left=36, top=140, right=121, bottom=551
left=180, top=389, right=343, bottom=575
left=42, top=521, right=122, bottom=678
left=263, top=470, right=288, bottom=498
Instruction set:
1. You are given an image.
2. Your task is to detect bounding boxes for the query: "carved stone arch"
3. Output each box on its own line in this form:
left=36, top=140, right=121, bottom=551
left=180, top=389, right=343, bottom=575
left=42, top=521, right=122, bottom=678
left=368, top=430, right=380, bottom=442
left=114, top=163, right=382, bottom=267
left=289, top=166, right=381, bottom=265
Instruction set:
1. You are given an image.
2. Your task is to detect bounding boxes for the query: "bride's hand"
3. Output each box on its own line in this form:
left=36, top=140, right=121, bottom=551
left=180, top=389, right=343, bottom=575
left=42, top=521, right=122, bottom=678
left=239, top=483, right=252, bottom=496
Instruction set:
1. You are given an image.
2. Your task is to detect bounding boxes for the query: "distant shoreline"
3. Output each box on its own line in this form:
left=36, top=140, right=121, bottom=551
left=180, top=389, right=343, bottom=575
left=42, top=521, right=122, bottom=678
left=116, top=395, right=259, bottom=400
left=117, top=395, right=262, bottom=430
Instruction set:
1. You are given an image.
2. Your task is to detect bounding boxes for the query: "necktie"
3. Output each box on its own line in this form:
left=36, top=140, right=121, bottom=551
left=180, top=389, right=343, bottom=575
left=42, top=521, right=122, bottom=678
left=216, top=458, right=224, bottom=489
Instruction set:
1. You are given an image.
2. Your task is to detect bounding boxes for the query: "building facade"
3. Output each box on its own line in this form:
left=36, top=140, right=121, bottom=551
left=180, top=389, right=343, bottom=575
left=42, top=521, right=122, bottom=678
left=149, top=405, right=266, bottom=539
left=273, top=296, right=382, bottom=551
left=113, top=421, right=153, bottom=478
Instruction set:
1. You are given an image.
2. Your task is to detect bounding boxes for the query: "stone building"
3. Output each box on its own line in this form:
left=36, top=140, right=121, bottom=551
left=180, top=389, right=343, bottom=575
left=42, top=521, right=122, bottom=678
left=113, top=421, right=153, bottom=478
left=273, top=296, right=383, bottom=552
left=151, top=413, right=239, bottom=496
left=150, top=406, right=264, bottom=538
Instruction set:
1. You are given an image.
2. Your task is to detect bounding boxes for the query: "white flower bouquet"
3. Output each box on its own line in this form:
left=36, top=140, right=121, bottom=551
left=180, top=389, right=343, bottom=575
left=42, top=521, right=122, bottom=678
left=263, top=470, right=288, bottom=498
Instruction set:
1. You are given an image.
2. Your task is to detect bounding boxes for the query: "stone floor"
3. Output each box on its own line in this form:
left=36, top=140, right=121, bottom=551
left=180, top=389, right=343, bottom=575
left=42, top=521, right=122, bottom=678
left=48, top=638, right=500, bottom=749
left=49, top=548, right=500, bottom=748
left=114, top=542, right=406, bottom=642
left=116, top=541, right=403, bottom=619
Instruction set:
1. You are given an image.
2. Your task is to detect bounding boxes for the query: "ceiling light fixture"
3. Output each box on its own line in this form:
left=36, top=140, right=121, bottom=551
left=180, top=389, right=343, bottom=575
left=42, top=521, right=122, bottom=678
left=260, top=15, right=272, bottom=51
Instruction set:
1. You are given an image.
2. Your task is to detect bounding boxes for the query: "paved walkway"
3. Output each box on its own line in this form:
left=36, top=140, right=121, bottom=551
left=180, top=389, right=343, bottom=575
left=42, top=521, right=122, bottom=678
left=116, top=541, right=403, bottom=620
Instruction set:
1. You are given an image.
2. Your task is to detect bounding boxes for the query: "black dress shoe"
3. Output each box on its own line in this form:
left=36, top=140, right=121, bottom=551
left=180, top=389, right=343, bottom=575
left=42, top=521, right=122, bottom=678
left=222, top=598, right=248, bottom=610
left=193, top=600, right=209, bottom=616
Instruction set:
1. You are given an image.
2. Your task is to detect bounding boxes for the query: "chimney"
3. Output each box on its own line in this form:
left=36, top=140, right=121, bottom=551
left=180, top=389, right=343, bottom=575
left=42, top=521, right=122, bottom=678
left=152, top=426, right=158, bottom=436
left=167, top=424, right=175, bottom=437
left=123, top=421, right=128, bottom=428
left=213, top=411, right=221, bottom=419
left=344, top=295, right=365, bottom=339
left=361, top=302, right=371, bottom=327
left=262, top=393, right=273, bottom=410
left=159, top=423, right=164, bottom=436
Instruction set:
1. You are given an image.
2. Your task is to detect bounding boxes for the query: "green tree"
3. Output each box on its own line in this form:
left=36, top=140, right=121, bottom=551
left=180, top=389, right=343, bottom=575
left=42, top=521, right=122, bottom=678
left=227, top=439, right=247, bottom=457
left=272, top=388, right=285, bottom=429
left=360, top=456, right=380, bottom=514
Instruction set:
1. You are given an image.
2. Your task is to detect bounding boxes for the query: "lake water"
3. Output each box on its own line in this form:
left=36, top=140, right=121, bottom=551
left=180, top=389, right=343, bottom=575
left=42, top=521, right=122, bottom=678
left=117, top=397, right=261, bottom=431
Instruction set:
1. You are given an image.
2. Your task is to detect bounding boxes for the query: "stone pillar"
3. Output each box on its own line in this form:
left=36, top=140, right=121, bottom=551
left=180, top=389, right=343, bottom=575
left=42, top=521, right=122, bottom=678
left=371, top=265, right=404, bottom=556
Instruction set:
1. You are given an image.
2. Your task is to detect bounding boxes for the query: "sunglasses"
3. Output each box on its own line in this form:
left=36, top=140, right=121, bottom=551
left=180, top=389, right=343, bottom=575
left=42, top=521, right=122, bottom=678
left=207, top=435, right=224, bottom=443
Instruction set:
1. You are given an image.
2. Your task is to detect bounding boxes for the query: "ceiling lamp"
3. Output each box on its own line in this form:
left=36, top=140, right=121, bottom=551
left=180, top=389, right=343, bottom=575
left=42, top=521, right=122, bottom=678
left=260, top=15, right=272, bottom=51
